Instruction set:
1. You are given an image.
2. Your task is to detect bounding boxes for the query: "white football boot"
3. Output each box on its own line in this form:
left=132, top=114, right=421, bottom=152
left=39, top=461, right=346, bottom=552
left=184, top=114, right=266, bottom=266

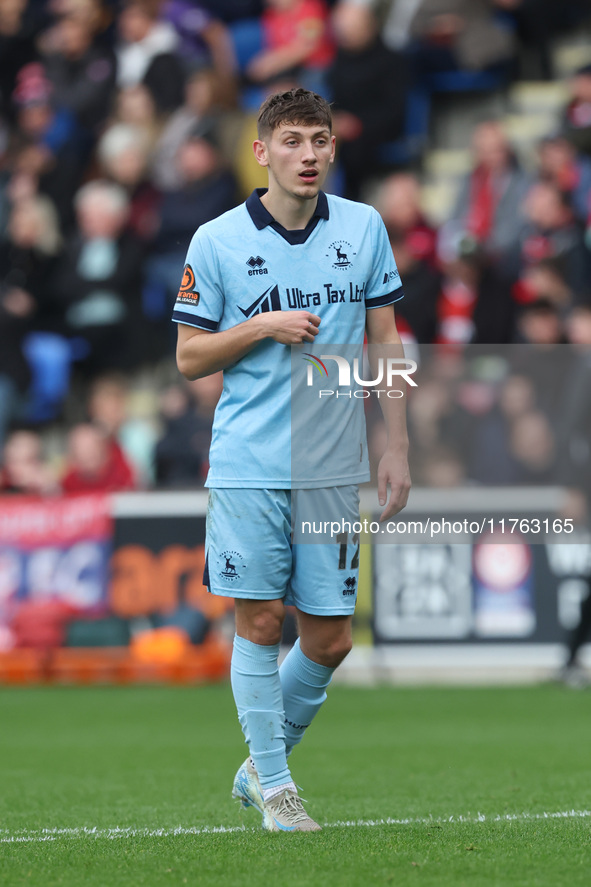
left=261, top=789, right=322, bottom=833
left=232, top=759, right=321, bottom=832
left=232, top=757, right=264, bottom=815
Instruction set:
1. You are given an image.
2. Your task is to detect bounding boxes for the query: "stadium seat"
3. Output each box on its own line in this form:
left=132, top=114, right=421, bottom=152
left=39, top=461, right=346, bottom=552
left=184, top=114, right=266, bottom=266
left=228, top=18, right=266, bottom=111
left=141, top=279, right=168, bottom=320
left=23, top=332, right=89, bottom=423
left=426, top=66, right=510, bottom=94
left=228, top=18, right=263, bottom=70
left=0, top=649, right=46, bottom=685
left=50, top=648, right=127, bottom=684
left=378, top=86, right=431, bottom=166
left=118, top=634, right=231, bottom=685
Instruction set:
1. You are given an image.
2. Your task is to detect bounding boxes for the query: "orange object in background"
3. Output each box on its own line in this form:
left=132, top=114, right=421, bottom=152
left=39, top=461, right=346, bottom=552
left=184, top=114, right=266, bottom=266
left=0, top=648, right=47, bottom=684
left=51, top=648, right=126, bottom=685
left=0, top=635, right=231, bottom=685
left=130, top=626, right=191, bottom=664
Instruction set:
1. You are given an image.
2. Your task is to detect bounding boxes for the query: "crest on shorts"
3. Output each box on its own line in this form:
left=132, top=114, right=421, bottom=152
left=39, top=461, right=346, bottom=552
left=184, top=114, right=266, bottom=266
left=218, top=550, right=245, bottom=582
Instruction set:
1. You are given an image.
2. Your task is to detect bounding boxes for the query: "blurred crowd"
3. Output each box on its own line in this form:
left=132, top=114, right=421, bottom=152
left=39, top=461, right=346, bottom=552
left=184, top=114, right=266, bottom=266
left=366, top=342, right=591, bottom=493
left=2, top=0, right=591, bottom=493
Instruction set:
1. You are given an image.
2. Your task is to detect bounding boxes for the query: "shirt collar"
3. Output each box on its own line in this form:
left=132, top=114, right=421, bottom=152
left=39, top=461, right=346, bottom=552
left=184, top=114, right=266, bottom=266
left=246, top=188, right=329, bottom=232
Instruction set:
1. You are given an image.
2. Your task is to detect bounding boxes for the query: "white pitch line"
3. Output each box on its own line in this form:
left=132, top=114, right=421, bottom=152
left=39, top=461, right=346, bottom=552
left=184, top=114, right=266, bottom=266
left=1, top=809, right=590, bottom=844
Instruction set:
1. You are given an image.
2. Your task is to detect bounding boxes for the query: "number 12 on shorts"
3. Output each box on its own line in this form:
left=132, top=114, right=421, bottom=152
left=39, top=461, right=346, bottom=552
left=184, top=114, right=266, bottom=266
left=337, top=532, right=360, bottom=571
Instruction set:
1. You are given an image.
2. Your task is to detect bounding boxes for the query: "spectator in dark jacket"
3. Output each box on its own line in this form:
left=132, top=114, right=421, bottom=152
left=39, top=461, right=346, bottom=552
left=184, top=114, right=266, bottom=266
left=146, top=129, right=237, bottom=311
left=10, top=61, right=87, bottom=229
left=554, top=312, right=591, bottom=684
left=386, top=232, right=440, bottom=343
left=116, top=0, right=185, bottom=113
left=562, top=65, right=591, bottom=158
left=537, top=134, right=591, bottom=225
left=51, top=180, right=146, bottom=374
left=155, top=373, right=222, bottom=487
left=0, top=0, right=47, bottom=119
left=96, top=122, right=161, bottom=242
left=0, top=289, right=33, bottom=448
left=0, top=192, right=63, bottom=329
left=42, top=0, right=116, bottom=137
left=409, top=0, right=516, bottom=75
left=328, top=3, right=408, bottom=199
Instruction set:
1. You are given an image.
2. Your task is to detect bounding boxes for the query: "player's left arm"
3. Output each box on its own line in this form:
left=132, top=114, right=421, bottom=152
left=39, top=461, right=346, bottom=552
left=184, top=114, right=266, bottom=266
left=365, top=305, right=411, bottom=522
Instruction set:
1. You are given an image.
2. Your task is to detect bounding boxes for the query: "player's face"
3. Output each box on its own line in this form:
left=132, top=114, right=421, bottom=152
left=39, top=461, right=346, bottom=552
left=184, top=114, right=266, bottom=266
left=254, top=123, right=335, bottom=201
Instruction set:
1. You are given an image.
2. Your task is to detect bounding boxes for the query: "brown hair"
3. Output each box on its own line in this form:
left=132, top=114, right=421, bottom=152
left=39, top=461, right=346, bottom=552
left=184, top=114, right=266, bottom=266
left=257, top=88, right=332, bottom=140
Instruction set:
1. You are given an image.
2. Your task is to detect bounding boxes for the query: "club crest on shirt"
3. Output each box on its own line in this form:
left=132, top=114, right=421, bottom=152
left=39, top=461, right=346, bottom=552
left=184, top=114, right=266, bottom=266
left=326, top=241, right=355, bottom=270
left=218, top=550, right=245, bottom=582
left=177, top=263, right=200, bottom=304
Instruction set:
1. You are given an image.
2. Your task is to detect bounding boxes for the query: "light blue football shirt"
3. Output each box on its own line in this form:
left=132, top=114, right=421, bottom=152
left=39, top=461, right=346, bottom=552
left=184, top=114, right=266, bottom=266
left=172, top=189, right=403, bottom=489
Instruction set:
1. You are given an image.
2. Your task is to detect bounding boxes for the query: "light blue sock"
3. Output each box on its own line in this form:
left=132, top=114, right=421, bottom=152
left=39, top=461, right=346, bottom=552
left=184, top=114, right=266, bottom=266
left=230, top=634, right=292, bottom=789
left=279, top=638, right=334, bottom=756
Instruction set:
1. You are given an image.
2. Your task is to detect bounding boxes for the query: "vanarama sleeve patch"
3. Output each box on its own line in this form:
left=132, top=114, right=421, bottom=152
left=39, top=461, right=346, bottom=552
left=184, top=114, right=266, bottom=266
left=176, top=264, right=200, bottom=306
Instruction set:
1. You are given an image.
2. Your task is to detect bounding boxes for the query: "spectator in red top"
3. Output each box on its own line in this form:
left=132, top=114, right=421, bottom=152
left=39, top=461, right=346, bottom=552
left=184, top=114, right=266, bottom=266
left=517, top=180, right=591, bottom=303
left=444, top=121, right=530, bottom=274
left=511, top=257, right=573, bottom=312
left=376, top=173, right=440, bottom=342
left=87, top=373, right=157, bottom=486
left=378, top=172, right=438, bottom=268
left=246, top=0, right=334, bottom=89
left=61, top=422, right=136, bottom=493
left=435, top=234, right=517, bottom=345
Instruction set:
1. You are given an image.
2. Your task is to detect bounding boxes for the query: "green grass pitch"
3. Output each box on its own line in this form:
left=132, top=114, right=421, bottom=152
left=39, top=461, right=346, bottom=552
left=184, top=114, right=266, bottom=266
left=1, top=682, right=590, bottom=886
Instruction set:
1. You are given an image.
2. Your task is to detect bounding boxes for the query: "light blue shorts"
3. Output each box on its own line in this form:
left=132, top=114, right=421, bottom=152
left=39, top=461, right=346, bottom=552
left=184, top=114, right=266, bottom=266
left=204, top=487, right=360, bottom=616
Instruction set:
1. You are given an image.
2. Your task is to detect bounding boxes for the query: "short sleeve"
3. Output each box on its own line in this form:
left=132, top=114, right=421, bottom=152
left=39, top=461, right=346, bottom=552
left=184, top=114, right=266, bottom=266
left=365, top=208, right=404, bottom=310
left=171, top=229, right=224, bottom=331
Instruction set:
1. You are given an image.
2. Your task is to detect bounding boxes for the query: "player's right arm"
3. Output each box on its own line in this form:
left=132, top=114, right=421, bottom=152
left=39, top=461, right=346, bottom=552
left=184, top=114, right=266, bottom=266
left=176, top=312, right=321, bottom=380
left=174, top=226, right=321, bottom=379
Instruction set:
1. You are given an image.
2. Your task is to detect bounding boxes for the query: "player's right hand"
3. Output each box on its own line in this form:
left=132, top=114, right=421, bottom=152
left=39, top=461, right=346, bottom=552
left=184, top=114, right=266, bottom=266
left=258, top=311, right=321, bottom=345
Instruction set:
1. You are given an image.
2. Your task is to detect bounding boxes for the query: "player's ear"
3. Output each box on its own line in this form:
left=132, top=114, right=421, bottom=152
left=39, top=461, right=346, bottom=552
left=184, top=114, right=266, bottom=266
left=253, top=139, right=269, bottom=167
left=330, top=134, right=336, bottom=164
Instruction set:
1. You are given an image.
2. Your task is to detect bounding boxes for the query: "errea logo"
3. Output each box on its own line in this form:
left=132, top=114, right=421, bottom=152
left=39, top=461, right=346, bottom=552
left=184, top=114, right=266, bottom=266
left=342, top=576, right=356, bottom=596
left=246, top=256, right=268, bottom=276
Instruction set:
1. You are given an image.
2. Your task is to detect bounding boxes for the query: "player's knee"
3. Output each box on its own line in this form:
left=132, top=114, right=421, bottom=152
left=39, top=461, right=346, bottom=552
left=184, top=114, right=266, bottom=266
left=245, top=607, right=285, bottom=646
left=314, top=634, right=353, bottom=668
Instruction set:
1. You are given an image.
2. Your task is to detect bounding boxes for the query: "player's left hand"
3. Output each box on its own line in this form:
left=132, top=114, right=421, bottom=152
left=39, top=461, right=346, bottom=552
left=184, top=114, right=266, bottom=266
left=377, top=451, right=411, bottom=522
